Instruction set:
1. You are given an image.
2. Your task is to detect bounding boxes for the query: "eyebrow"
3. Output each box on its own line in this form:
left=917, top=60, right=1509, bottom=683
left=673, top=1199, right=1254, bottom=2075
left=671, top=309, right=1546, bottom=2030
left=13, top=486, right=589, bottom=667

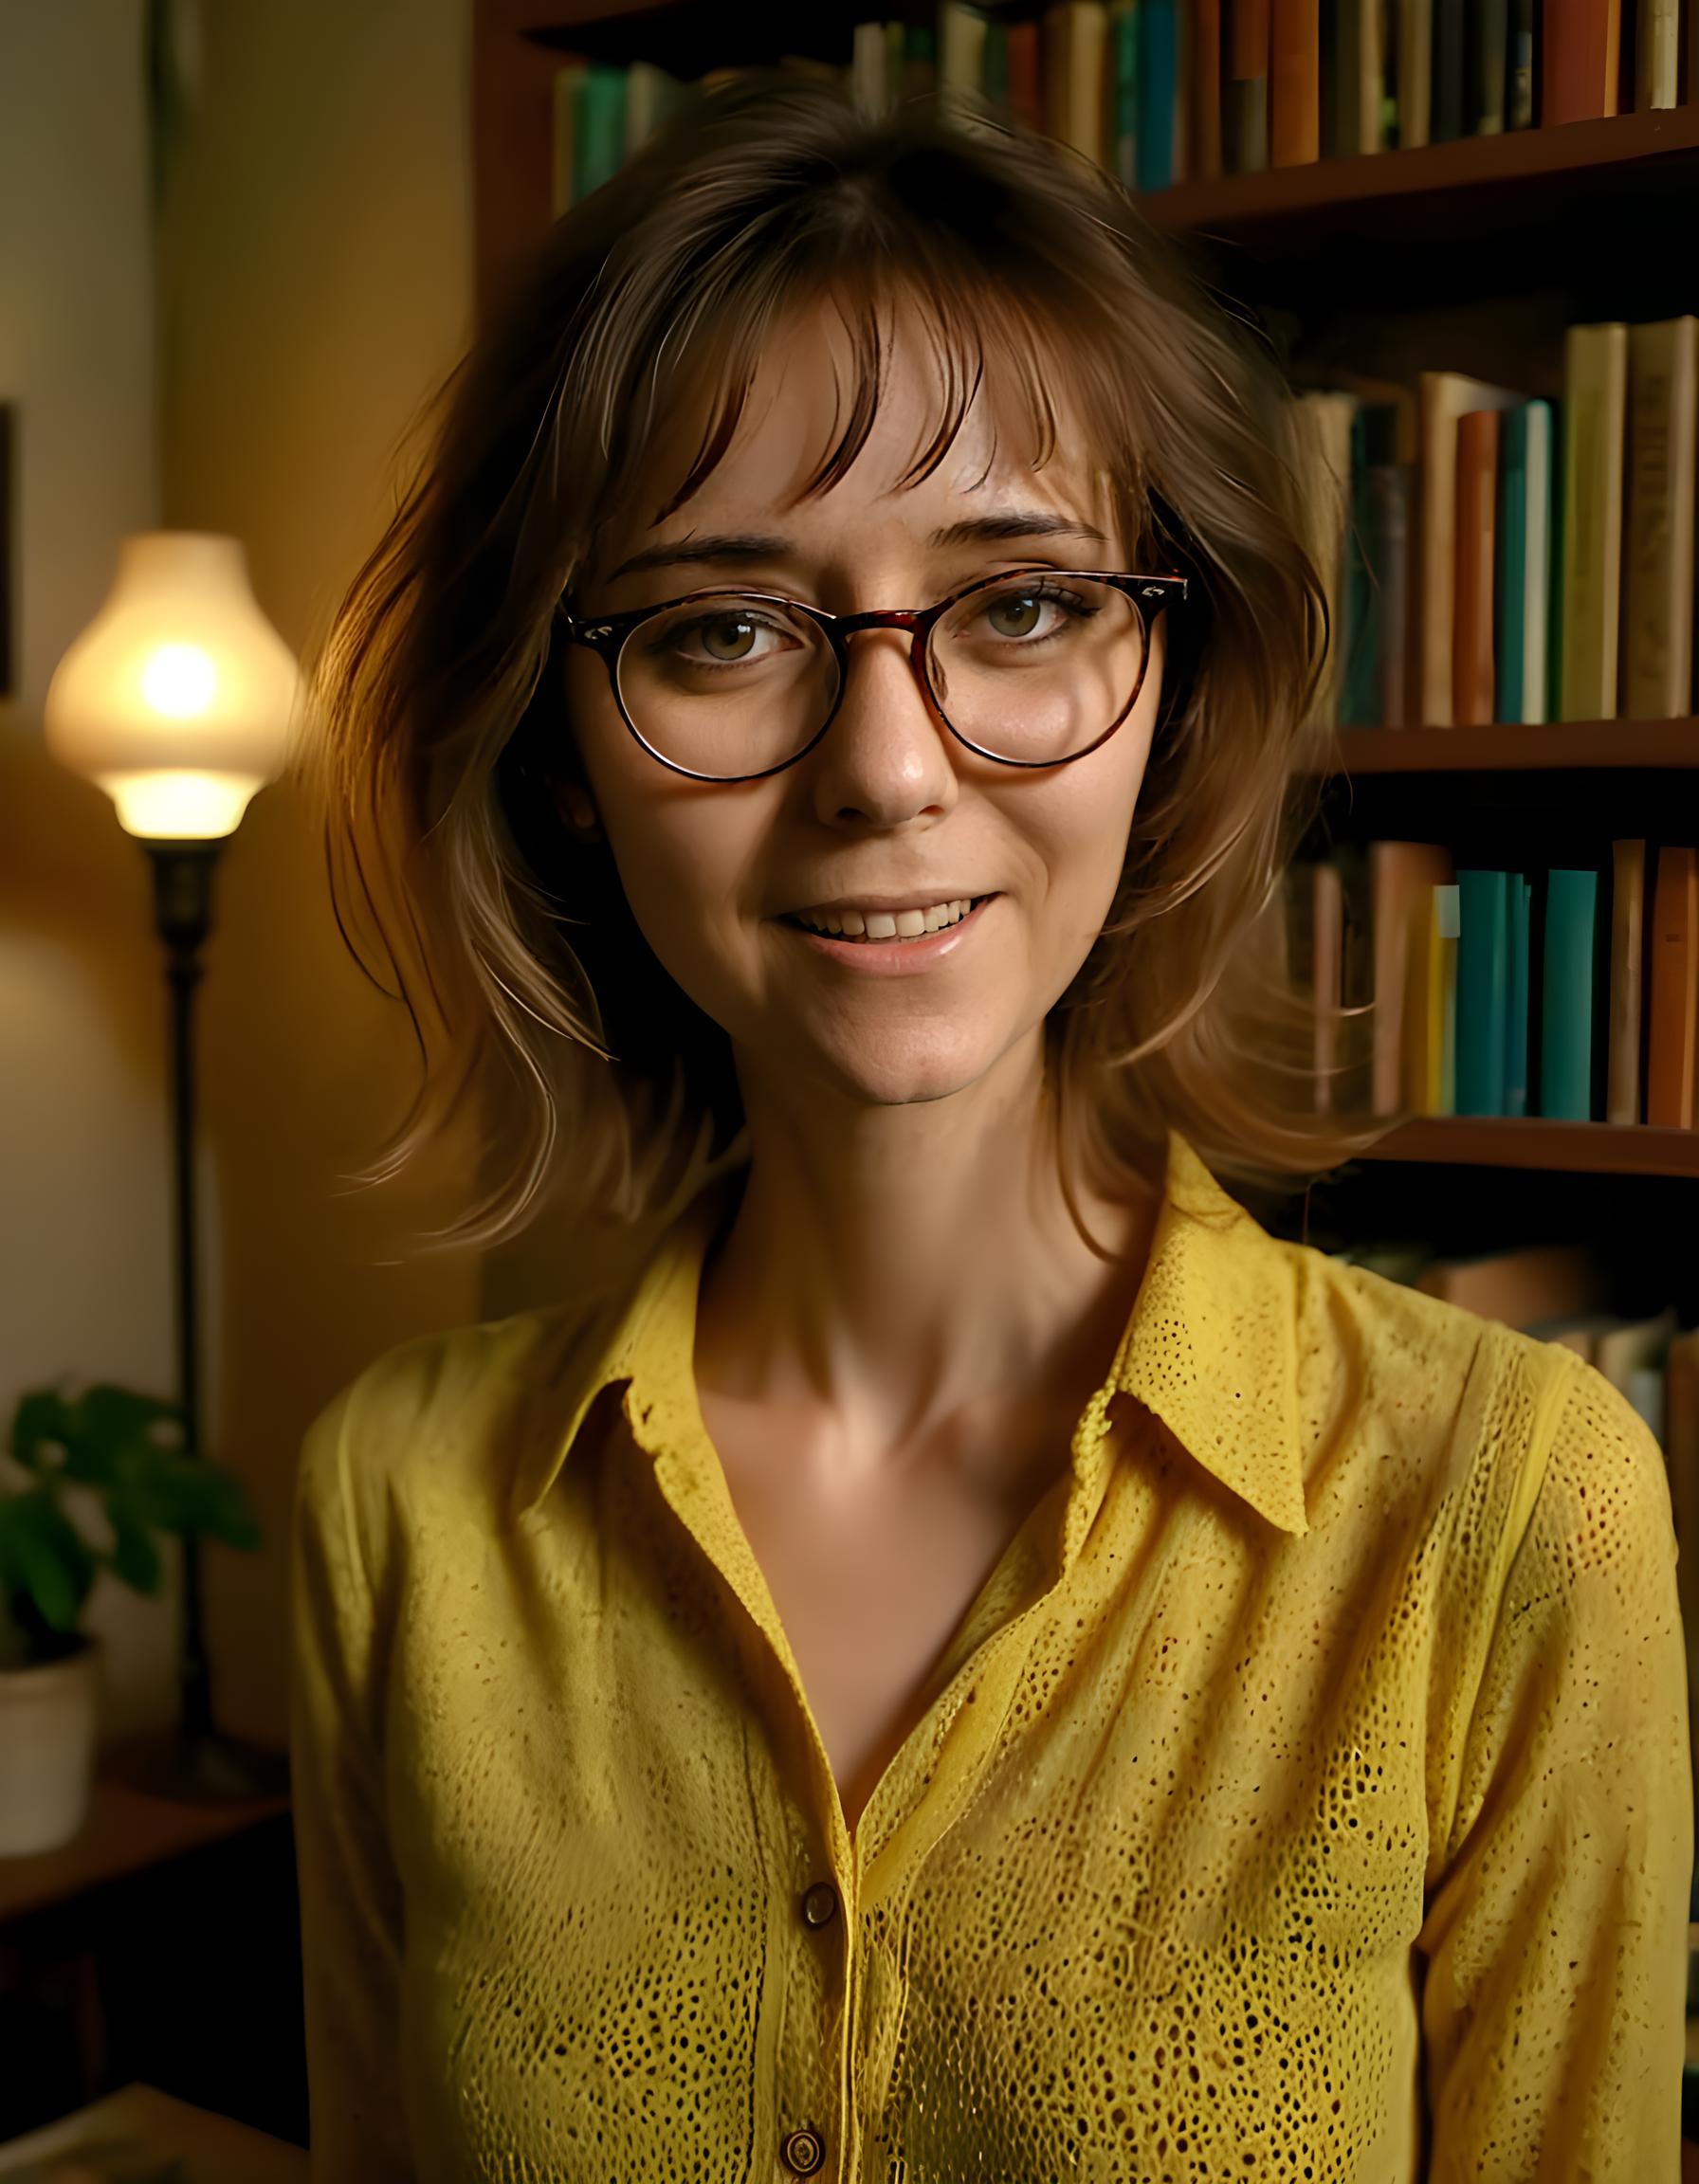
left=606, top=509, right=1111, bottom=583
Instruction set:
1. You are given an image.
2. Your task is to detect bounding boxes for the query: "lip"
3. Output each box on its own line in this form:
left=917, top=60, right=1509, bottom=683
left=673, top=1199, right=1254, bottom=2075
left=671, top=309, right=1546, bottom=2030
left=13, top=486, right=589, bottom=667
left=775, top=894, right=998, bottom=973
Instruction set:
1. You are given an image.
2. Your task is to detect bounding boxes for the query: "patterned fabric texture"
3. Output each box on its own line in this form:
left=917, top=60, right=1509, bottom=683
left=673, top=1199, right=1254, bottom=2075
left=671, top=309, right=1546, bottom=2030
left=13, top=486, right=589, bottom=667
left=289, top=1126, right=1691, bottom=2181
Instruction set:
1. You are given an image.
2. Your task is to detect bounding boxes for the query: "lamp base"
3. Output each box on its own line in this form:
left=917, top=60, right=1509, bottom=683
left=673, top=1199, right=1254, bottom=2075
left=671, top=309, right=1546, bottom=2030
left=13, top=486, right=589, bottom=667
left=107, top=1720, right=292, bottom=1808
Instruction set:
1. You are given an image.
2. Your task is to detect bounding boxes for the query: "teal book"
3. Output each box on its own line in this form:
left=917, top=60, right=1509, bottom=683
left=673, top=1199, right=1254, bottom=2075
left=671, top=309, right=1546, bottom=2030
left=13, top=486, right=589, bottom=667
left=1539, top=868, right=1598, bottom=1119
left=1137, top=0, right=1176, bottom=191
left=1505, top=873, right=1531, bottom=1115
left=574, top=64, right=629, bottom=200
left=1114, top=3, right=1142, bottom=192
left=1498, top=408, right=1528, bottom=724
left=1456, top=870, right=1509, bottom=1114
left=1342, top=407, right=1396, bottom=726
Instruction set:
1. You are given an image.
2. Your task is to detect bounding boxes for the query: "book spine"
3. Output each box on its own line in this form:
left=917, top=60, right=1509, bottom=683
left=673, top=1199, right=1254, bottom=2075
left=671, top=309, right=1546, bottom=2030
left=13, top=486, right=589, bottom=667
left=1509, top=0, right=1536, bottom=123
left=1524, top=399, right=1553, bottom=720
left=1433, top=0, right=1466, bottom=139
left=1607, top=838, right=1648, bottom=1121
left=1647, top=844, right=1699, bottom=1126
left=1314, top=861, right=1344, bottom=1110
left=1436, top=883, right=1461, bottom=1114
left=1560, top=322, right=1629, bottom=721
left=1369, top=464, right=1408, bottom=726
left=1111, top=1, right=1142, bottom=190
left=1498, top=405, right=1529, bottom=723
left=1540, top=868, right=1600, bottom=1118
left=1139, top=0, right=1178, bottom=187
left=1453, top=408, right=1501, bottom=726
left=1637, top=0, right=1681, bottom=106
left=1471, top=0, right=1509, bottom=128
left=1399, top=0, right=1434, bottom=143
left=1624, top=318, right=1699, bottom=719
left=1194, top=0, right=1224, bottom=175
left=1457, top=870, right=1510, bottom=1114
left=1506, top=874, right=1532, bottom=1114
left=1270, top=0, right=1320, bottom=163
left=1006, top=20, right=1044, bottom=126
left=1228, top=0, right=1272, bottom=169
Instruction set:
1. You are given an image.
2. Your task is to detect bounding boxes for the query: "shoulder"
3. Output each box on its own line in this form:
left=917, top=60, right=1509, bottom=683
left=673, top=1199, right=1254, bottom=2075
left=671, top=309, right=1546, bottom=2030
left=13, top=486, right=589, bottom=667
left=294, top=1303, right=587, bottom=1559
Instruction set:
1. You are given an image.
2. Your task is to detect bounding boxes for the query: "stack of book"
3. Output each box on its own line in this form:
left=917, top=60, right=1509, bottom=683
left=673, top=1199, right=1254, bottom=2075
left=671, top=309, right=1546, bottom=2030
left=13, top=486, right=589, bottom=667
left=1290, top=315, right=1698, bottom=734
left=1287, top=839, right=1699, bottom=1123
left=550, top=1, right=1685, bottom=214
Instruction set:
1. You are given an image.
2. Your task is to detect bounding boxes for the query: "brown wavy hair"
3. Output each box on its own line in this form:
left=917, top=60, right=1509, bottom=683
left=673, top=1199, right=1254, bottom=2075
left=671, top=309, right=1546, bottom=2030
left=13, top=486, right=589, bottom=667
left=297, top=70, right=1395, bottom=1261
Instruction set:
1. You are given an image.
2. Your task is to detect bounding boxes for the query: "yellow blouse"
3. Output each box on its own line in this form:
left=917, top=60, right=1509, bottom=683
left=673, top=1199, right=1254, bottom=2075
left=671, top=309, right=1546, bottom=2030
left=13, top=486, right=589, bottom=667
left=289, top=1126, right=1691, bottom=2182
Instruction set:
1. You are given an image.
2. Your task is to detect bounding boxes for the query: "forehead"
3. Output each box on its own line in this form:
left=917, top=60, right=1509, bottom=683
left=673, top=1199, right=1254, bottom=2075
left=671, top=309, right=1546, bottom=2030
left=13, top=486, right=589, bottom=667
left=595, top=289, right=1117, bottom=573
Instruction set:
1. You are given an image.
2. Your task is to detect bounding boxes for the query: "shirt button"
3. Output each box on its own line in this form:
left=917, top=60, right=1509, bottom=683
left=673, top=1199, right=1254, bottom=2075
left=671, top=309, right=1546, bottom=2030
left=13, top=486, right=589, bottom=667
left=780, top=2126, right=826, bottom=2175
left=799, top=1881, right=839, bottom=1928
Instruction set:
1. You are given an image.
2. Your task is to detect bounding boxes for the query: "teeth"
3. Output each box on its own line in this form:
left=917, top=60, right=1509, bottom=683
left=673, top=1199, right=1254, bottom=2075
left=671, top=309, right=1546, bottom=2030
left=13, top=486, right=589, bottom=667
left=794, top=898, right=975, bottom=940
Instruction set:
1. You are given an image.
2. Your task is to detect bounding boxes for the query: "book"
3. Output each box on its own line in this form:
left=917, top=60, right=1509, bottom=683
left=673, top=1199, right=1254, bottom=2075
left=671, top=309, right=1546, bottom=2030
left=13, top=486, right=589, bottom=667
left=1416, top=372, right=1523, bottom=726
left=1138, top=0, right=1178, bottom=186
left=1453, top=407, right=1501, bottom=726
left=1398, top=0, right=1433, bottom=145
left=939, top=2, right=991, bottom=125
left=1431, top=0, right=1465, bottom=140
left=1006, top=18, right=1043, bottom=127
left=551, top=63, right=589, bottom=216
left=1508, top=0, right=1536, bottom=125
left=1270, top=0, right=1320, bottom=164
left=1637, top=0, right=1681, bottom=107
left=1456, top=869, right=1510, bottom=1114
left=1607, top=839, right=1649, bottom=1122
left=1543, top=0, right=1622, bottom=123
left=1496, top=399, right=1553, bottom=723
left=1192, top=0, right=1225, bottom=174
left=851, top=22, right=893, bottom=118
left=1045, top=2, right=1111, bottom=167
left=626, top=61, right=688, bottom=155
left=1370, top=841, right=1453, bottom=1112
left=573, top=64, right=628, bottom=202
left=1540, top=867, right=1600, bottom=1118
left=1559, top=321, right=1629, bottom=721
left=1623, top=317, right=1698, bottom=719
left=1469, top=0, right=1508, bottom=131
left=1506, top=872, right=1532, bottom=1114
left=1107, top=0, right=1140, bottom=186
left=1227, top=0, right=1271, bottom=170
left=1647, top=844, right=1699, bottom=1126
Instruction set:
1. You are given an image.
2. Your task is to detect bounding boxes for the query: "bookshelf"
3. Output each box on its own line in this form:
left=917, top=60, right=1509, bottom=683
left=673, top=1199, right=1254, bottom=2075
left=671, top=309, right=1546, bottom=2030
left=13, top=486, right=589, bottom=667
left=470, top=0, right=1699, bottom=2134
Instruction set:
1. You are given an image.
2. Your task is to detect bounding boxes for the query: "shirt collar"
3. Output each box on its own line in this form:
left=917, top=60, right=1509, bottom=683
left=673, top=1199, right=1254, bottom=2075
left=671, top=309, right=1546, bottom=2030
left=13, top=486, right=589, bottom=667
left=507, top=1123, right=1309, bottom=1537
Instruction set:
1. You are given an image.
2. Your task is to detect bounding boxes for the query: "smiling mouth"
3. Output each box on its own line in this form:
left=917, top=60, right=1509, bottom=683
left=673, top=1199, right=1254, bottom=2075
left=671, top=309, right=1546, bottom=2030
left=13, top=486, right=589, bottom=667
left=779, top=896, right=996, bottom=943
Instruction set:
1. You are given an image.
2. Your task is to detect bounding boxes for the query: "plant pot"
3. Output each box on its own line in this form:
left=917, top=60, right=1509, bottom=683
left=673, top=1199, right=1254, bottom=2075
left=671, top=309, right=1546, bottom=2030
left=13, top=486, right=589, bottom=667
left=0, top=1631, right=103, bottom=1856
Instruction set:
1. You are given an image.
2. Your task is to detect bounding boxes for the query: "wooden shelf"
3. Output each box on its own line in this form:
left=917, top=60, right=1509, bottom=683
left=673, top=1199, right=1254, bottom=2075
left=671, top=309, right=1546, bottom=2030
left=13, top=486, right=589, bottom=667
left=1347, top=1118, right=1699, bottom=1176
left=0, top=1730, right=289, bottom=1928
left=1306, top=719, right=1699, bottom=774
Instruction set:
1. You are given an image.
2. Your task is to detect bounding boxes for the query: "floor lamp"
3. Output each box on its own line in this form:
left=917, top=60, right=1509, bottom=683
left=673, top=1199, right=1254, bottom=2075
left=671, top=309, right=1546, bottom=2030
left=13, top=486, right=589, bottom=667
left=43, top=532, right=301, bottom=1805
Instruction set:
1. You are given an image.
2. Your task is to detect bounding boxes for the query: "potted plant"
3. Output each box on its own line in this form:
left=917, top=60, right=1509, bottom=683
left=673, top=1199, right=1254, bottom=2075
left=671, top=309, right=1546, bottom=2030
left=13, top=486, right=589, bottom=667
left=0, top=1379, right=263, bottom=1855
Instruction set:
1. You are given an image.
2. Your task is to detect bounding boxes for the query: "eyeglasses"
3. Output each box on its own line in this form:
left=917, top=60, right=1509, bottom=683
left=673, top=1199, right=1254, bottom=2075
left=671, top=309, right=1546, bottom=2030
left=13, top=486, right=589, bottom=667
left=555, top=567, right=1189, bottom=784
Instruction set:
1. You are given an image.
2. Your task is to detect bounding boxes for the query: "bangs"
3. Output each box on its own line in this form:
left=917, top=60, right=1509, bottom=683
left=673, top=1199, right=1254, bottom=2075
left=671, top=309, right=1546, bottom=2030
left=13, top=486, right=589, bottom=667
left=587, top=253, right=1156, bottom=573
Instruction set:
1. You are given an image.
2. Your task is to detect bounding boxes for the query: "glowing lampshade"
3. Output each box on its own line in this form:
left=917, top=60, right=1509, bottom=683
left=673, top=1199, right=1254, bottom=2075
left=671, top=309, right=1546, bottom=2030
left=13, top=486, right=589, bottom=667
left=44, top=532, right=302, bottom=840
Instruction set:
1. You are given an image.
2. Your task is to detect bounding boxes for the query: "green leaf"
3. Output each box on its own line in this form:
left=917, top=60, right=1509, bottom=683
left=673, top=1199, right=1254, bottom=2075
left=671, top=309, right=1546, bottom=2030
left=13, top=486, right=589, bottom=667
left=105, top=1491, right=163, bottom=1593
left=0, top=1488, right=96, bottom=1634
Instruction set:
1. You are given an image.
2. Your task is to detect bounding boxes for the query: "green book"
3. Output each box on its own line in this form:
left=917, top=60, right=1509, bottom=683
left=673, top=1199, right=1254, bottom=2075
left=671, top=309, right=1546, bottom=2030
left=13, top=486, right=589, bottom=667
left=574, top=64, right=629, bottom=201
left=1505, top=874, right=1531, bottom=1116
left=1456, top=870, right=1509, bottom=1115
left=982, top=19, right=1008, bottom=108
left=1539, top=867, right=1598, bottom=1119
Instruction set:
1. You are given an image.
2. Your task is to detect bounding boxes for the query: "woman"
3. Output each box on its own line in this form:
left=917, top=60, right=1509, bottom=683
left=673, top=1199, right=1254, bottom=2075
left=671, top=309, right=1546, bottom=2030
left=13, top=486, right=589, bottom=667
left=289, top=75, right=1690, bottom=2183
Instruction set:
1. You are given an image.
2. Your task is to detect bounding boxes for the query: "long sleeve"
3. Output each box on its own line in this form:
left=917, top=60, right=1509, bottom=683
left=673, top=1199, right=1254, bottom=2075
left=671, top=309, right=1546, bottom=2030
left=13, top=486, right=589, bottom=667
left=1416, top=1356, right=1692, bottom=2180
left=289, top=1378, right=415, bottom=2183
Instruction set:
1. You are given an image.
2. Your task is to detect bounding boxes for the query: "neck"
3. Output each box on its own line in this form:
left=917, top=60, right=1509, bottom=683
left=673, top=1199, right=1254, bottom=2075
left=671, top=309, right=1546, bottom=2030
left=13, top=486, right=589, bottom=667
left=693, top=1036, right=1163, bottom=1485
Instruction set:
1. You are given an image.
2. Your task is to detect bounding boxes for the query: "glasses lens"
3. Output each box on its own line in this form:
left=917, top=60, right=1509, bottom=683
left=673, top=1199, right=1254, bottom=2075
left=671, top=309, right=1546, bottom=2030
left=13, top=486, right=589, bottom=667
left=930, top=575, right=1147, bottom=763
left=614, top=578, right=1147, bottom=779
left=617, top=594, right=837, bottom=778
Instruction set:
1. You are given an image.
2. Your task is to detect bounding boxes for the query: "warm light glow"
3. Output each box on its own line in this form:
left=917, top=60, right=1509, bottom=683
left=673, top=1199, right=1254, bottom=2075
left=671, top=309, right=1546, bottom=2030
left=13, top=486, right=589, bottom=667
left=43, top=533, right=304, bottom=841
left=139, top=644, right=219, bottom=719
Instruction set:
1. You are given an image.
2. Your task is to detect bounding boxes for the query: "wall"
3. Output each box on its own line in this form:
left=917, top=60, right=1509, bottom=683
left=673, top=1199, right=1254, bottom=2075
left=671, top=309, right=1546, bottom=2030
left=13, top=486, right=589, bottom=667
left=0, top=0, right=483, bottom=1749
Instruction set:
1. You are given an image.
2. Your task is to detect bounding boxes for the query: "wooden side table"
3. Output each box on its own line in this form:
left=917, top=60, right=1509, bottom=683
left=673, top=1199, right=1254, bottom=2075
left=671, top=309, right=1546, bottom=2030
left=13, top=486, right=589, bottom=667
left=0, top=1730, right=301, bottom=2148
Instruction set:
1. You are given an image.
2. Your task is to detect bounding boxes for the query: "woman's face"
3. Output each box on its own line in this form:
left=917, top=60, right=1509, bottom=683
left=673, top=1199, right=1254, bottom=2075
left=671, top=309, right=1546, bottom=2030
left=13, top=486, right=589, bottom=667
left=559, top=297, right=1166, bottom=1115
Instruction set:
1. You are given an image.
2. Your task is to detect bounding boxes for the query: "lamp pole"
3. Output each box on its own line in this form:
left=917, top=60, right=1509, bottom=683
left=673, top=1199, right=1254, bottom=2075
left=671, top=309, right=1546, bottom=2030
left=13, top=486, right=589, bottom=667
left=132, top=841, right=291, bottom=1805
